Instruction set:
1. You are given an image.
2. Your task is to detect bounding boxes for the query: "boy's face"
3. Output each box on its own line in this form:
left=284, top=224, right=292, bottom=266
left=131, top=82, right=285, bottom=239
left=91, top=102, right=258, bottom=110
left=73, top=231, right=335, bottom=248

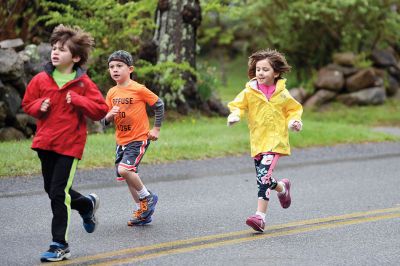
left=108, top=61, right=134, bottom=84
left=255, top=58, right=279, bottom=86
left=51, top=41, right=80, bottom=71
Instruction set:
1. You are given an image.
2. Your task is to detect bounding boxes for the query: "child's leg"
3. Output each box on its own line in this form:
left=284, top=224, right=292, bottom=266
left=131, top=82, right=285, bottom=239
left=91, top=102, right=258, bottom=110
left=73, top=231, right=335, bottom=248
left=37, top=149, right=57, bottom=196
left=37, top=150, right=77, bottom=245
left=255, top=153, right=280, bottom=207
left=70, top=189, right=93, bottom=214
left=115, top=141, right=151, bottom=201
left=256, top=153, right=292, bottom=209
left=247, top=154, right=280, bottom=232
left=116, top=141, right=158, bottom=225
left=275, top=182, right=284, bottom=193
left=127, top=181, right=140, bottom=204
left=256, top=176, right=287, bottom=211
left=257, top=198, right=269, bottom=214
left=118, top=168, right=148, bottom=201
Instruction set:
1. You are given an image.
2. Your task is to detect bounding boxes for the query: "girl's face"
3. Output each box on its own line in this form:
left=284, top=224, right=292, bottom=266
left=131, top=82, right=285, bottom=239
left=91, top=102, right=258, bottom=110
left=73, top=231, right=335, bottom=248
left=255, top=58, right=279, bottom=86
left=51, top=41, right=80, bottom=73
left=108, top=61, right=133, bottom=85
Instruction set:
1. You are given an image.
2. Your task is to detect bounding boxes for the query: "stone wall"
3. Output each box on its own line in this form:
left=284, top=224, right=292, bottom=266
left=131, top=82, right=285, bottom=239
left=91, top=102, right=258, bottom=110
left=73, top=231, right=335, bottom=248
left=290, top=49, right=400, bottom=108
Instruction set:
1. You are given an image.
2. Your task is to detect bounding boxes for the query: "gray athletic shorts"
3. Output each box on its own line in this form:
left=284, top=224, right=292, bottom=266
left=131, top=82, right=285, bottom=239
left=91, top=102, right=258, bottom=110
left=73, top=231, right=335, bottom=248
left=115, top=140, right=150, bottom=176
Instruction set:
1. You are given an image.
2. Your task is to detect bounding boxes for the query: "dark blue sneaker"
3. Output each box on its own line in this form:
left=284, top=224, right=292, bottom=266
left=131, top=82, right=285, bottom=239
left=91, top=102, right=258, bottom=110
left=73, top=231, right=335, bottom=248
left=81, top=193, right=99, bottom=233
left=40, top=242, right=70, bottom=262
left=133, top=192, right=158, bottom=221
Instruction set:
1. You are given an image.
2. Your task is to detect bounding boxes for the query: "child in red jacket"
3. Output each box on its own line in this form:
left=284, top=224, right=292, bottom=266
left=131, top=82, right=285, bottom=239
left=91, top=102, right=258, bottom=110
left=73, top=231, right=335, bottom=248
left=22, top=24, right=108, bottom=262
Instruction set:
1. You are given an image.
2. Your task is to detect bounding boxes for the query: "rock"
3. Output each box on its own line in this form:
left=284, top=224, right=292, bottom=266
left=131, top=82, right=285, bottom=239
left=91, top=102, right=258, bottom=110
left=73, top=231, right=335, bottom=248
left=207, top=95, right=230, bottom=116
left=289, top=87, right=307, bottom=103
left=0, top=101, right=7, bottom=127
left=337, top=87, right=386, bottom=106
left=371, top=49, right=398, bottom=67
left=387, top=74, right=400, bottom=96
left=0, top=127, right=25, bottom=141
left=0, top=49, right=25, bottom=81
left=22, top=43, right=51, bottom=81
left=0, top=79, right=4, bottom=98
left=325, top=63, right=358, bottom=77
left=332, top=52, right=356, bottom=67
left=314, top=67, right=344, bottom=91
left=345, top=68, right=378, bottom=92
left=0, top=38, right=24, bottom=49
left=1, top=84, right=21, bottom=119
left=387, top=65, right=400, bottom=81
left=304, top=89, right=337, bottom=108
left=14, top=113, right=35, bottom=131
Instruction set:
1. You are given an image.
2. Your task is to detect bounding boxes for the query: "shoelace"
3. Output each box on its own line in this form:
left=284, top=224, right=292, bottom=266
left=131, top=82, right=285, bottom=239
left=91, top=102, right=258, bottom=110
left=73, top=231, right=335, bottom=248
left=133, top=199, right=149, bottom=218
left=47, top=245, right=66, bottom=254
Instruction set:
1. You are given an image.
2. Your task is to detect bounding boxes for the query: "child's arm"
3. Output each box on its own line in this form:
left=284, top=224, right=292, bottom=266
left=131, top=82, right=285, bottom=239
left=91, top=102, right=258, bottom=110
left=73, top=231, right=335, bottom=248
left=148, top=98, right=164, bottom=141
left=227, top=89, right=247, bottom=126
left=22, top=76, right=50, bottom=119
left=285, top=93, right=303, bottom=132
left=104, top=106, right=119, bottom=123
left=67, top=80, right=108, bottom=121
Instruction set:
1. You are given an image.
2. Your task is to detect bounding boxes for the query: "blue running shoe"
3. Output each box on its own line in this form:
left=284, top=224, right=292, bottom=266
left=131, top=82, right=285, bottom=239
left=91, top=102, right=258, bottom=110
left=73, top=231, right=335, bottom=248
left=40, top=242, right=70, bottom=262
left=133, top=192, right=158, bottom=221
left=81, top=193, right=99, bottom=233
left=127, top=215, right=152, bottom=226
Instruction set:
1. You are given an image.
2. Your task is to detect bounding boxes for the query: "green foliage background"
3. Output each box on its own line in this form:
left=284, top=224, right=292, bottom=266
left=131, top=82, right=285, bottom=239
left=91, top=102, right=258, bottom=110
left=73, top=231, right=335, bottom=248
left=4, top=0, right=400, bottom=105
left=199, top=0, right=400, bottom=84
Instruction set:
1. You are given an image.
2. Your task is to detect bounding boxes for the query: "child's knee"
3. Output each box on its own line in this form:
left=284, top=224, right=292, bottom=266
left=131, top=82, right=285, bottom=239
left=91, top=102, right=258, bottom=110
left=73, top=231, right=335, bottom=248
left=257, top=178, right=278, bottom=200
left=117, top=166, right=129, bottom=176
left=117, top=165, right=138, bottom=177
left=258, top=184, right=270, bottom=200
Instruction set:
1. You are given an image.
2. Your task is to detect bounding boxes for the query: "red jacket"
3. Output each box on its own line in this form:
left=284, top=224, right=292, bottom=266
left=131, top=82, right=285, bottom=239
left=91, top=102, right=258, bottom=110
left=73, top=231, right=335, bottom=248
left=22, top=63, right=108, bottom=159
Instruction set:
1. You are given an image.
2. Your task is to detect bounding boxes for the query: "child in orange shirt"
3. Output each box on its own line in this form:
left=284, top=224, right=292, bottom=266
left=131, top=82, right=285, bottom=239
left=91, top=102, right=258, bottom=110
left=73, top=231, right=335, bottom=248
left=104, top=50, right=164, bottom=226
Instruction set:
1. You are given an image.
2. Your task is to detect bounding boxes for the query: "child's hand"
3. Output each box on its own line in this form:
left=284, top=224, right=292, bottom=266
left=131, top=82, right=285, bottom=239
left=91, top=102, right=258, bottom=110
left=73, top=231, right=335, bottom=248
left=40, top=98, right=51, bottom=112
left=66, top=91, right=72, bottom=104
left=105, top=106, right=120, bottom=122
left=227, top=114, right=240, bottom=126
left=148, top=127, right=160, bottom=141
left=289, top=120, right=303, bottom=132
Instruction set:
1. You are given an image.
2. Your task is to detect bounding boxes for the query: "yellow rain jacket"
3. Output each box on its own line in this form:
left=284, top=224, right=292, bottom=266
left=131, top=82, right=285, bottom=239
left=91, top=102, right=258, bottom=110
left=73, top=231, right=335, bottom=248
left=228, top=78, right=303, bottom=157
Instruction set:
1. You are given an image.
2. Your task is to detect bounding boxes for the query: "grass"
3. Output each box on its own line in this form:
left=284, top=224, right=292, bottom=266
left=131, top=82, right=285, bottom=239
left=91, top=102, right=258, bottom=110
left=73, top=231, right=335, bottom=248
left=2, top=56, right=400, bottom=177
left=1, top=102, right=399, bottom=177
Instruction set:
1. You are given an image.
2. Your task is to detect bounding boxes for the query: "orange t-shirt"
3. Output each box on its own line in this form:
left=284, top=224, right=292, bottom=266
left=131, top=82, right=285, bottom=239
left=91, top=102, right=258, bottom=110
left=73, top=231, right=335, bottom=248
left=105, top=80, right=158, bottom=145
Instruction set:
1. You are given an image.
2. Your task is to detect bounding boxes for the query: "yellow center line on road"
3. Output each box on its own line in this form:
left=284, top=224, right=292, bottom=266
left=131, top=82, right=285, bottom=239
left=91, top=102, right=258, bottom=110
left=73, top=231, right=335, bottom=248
left=53, top=206, right=400, bottom=266
left=95, top=212, right=400, bottom=266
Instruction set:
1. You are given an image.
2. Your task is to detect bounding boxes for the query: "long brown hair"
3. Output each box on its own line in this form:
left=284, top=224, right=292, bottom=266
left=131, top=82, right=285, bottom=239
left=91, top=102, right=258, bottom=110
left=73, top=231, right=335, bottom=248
left=247, top=49, right=291, bottom=80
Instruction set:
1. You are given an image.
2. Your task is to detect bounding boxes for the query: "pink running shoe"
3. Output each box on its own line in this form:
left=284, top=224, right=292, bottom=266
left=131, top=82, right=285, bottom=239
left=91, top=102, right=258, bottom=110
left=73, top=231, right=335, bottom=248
left=116, top=177, right=126, bottom=182
left=278, top=178, right=291, bottom=209
left=246, top=215, right=265, bottom=232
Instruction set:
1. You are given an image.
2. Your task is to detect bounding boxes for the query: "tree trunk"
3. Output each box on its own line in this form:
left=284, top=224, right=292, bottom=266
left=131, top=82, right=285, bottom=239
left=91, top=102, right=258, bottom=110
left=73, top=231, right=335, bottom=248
left=153, top=0, right=228, bottom=115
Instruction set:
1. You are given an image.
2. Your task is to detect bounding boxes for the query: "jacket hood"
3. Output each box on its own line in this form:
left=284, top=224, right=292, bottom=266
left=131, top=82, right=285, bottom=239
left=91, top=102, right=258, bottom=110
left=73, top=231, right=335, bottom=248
left=246, top=78, right=286, bottom=92
left=246, top=78, right=287, bottom=97
left=43, top=62, right=86, bottom=78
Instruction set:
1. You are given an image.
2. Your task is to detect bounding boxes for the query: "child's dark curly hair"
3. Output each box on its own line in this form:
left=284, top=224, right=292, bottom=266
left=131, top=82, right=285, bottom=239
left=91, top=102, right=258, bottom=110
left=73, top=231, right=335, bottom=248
left=50, top=24, right=94, bottom=67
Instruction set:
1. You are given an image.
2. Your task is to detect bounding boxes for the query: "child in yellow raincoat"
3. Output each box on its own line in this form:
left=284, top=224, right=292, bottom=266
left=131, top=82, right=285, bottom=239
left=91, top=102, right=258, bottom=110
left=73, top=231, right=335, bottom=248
left=227, top=49, right=303, bottom=232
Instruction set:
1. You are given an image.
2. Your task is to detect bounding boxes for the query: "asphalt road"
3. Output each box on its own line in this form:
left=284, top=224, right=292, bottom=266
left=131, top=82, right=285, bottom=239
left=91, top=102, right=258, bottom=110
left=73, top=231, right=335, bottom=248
left=1, top=141, right=400, bottom=266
